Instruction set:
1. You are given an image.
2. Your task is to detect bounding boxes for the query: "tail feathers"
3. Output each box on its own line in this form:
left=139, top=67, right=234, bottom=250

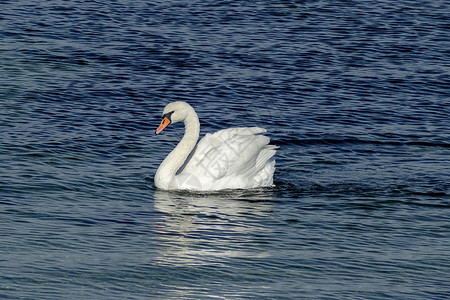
left=255, top=147, right=277, bottom=171
left=264, top=144, right=279, bottom=151
left=243, top=145, right=277, bottom=180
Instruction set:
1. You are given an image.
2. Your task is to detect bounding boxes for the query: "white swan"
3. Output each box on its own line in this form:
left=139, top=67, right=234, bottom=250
left=154, top=101, right=277, bottom=191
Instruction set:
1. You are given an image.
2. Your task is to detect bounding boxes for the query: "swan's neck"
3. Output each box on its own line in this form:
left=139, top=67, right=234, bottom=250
left=155, top=111, right=200, bottom=189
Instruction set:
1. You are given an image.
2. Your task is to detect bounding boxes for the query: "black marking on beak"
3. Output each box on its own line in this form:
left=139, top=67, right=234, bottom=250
left=162, top=111, right=174, bottom=122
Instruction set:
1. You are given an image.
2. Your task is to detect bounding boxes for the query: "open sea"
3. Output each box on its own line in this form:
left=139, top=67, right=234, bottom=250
left=1, top=0, right=449, bottom=299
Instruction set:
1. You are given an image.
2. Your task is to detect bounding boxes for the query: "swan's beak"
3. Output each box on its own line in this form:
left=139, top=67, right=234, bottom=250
left=155, top=116, right=171, bottom=134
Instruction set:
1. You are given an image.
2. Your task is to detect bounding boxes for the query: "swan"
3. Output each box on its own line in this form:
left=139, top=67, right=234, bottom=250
left=154, top=101, right=277, bottom=191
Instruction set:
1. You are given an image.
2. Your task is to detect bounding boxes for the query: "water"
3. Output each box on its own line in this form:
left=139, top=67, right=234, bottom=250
left=1, top=0, right=449, bottom=298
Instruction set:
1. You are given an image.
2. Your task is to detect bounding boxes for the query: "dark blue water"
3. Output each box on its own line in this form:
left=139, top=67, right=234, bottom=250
left=1, top=0, right=449, bottom=299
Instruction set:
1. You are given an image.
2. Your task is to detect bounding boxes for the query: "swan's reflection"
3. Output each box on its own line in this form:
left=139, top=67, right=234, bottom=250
left=153, top=189, right=275, bottom=266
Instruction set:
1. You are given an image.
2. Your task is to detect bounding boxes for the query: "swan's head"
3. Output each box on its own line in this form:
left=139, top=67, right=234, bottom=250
left=155, top=101, right=195, bottom=134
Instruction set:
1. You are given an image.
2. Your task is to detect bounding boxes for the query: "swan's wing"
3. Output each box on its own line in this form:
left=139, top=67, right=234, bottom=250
left=180, top=127, right=276, bottom=184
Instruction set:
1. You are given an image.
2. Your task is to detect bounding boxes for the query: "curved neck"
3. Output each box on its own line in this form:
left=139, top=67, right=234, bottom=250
left=155, top=111, right=200, bottom=189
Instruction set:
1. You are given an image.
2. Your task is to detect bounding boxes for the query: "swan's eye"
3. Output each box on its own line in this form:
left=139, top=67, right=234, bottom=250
left=162, top=111, right=174, bottom=121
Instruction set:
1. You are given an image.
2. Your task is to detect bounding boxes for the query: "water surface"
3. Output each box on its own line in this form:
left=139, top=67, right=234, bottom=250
left=1, top=0, right=449, bottom=299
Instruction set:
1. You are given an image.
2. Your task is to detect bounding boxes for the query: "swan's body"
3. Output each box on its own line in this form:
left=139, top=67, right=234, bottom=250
left=155, top=102, right=277, bottom=191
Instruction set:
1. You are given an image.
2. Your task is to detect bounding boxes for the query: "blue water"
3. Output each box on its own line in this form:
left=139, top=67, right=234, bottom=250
left=1, top=0, right=450, bottom=299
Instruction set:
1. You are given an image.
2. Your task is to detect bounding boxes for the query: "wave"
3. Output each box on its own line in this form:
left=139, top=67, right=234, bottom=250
left=274, top=179, right=450, bottom=199
left=273, top=136, right=450, bottom=148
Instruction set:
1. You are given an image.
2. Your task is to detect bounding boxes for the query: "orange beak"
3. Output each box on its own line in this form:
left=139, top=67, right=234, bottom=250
left=155, top=116, right=171, bottom=134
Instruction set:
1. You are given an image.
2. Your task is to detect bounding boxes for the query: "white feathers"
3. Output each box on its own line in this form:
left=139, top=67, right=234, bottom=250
left=179, top=127, right=277, bottom=190
left=155, top=102, right=277, bottom=191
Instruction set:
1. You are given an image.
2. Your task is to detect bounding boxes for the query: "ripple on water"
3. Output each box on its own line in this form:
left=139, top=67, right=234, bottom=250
left=1, top=0, right=450, bottom=299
